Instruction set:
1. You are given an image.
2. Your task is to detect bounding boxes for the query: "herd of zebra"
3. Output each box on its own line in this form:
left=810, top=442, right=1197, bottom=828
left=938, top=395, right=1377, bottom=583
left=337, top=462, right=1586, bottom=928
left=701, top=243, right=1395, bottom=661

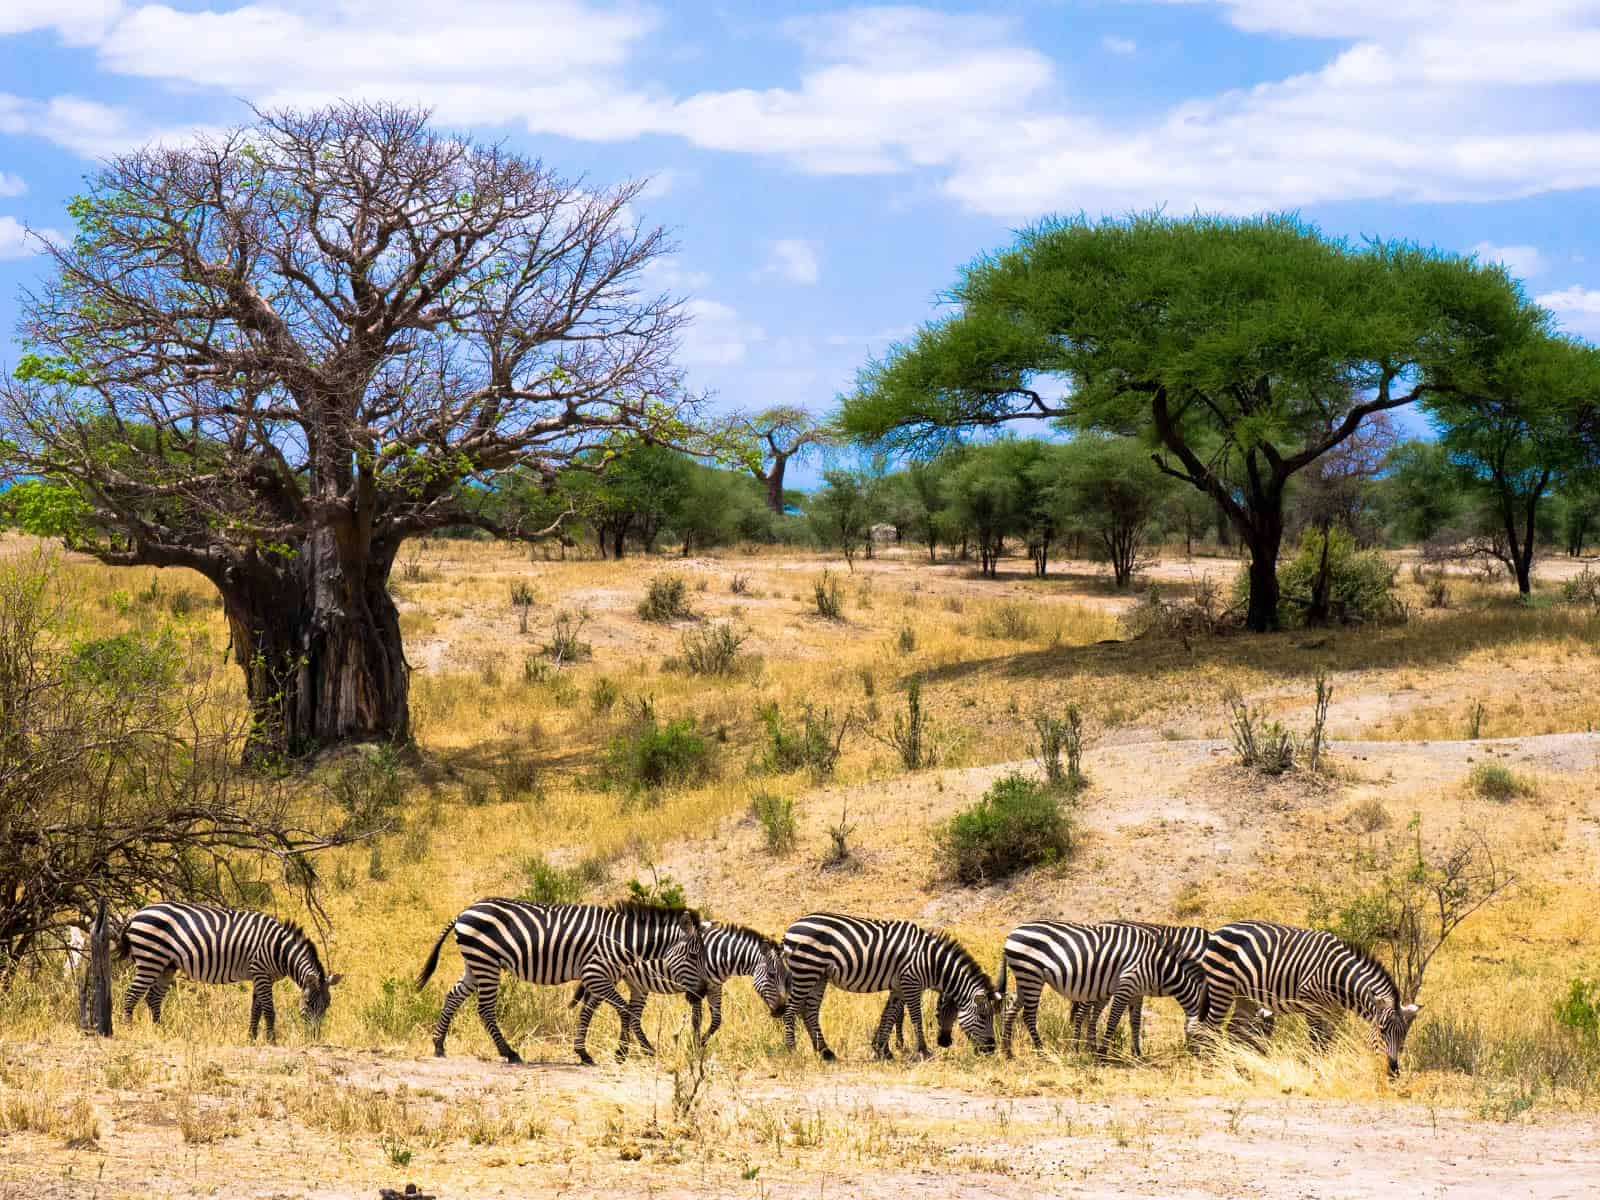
left=111, top=897, right=1422, bottom=1074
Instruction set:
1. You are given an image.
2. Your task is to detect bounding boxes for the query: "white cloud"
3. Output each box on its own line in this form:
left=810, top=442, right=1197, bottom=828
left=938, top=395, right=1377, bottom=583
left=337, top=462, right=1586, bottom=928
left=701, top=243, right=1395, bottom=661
left=823, top=325, right=915, bottom=349
left=8, top=1, right=1600, bottom=218
left=639, top=255, right=711, bottom=295
left=1101, top=35, right=1138, bottom=55
left=1538, top=285, right=1600, bottom=340
left=1468, top=241, right=1544, bottom=280
left=0, top=215, right=66, bottom=258
left=677, top=297, right=766, bottom=367
left=0, top=92, right=210, bottom=157
left=0, top=0, right=121, bottom=45
left=760, top=238, right=820, bottom=285
left=0, top=172, right=25, bottom=197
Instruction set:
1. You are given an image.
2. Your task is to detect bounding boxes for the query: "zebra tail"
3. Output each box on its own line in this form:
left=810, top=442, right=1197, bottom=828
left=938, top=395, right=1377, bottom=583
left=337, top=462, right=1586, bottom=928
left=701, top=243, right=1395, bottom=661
left=415, top=920, right=455, bottom=991
left=114, top=923, right=131, bottom=961
left=996, top=953, right=1009, bottom=1001
left=569, top=984, right=587, bottom=1008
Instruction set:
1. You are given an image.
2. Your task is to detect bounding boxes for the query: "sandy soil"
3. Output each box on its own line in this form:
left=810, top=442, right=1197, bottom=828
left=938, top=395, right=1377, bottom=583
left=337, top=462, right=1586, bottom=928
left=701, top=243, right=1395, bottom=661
left=5, top=1040, right=1600, bottom=1199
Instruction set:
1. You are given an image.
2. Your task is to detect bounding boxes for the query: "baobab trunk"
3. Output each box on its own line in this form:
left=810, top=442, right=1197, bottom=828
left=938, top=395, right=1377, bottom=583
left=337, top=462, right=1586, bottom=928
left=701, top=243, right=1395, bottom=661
left=763, top=464, right=786, bottom=516
left=219, top=533, right=409, bottom=758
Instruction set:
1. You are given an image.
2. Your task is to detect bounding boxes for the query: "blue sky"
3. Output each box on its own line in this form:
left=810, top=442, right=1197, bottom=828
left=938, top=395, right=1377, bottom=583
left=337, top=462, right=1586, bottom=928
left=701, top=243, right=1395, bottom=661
left=2, top=1, right=1599, bottom=483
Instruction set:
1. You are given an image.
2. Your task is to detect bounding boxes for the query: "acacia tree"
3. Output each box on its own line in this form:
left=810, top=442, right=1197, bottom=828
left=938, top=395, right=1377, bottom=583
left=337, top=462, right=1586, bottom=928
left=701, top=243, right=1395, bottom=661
left=1419, top=268, right=1600, bottom=594
left=1, top=104, right=690, bottom=755
left=1052, top=434, right=1174, bottom=587
left=841, top=215, right=1469, bottom=630
left=740, top=406, right=833, bottom=514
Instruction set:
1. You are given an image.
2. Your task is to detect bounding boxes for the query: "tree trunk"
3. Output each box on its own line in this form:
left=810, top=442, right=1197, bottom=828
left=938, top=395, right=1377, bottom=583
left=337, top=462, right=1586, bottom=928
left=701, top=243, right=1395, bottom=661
left=221, top=542, right=409, bottom=758
left=1243, top=517, right=1285, bottom=632
left=612, top=527, right=626, bottom=559
left=1306, top=522, right=1334, bottom=626
left=763, top=461, right=787, bottom=516
left=1216, top=503, right=1234, bottom=551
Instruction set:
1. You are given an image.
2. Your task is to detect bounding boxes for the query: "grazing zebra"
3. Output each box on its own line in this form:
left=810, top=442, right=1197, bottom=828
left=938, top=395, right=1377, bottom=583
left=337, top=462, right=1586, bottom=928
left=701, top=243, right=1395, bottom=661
left=117, top=902, right=340, bottom=1041
left=997, top=921, right=1208, bottom=1059
left=781, top=913, right=999, bottom=1061
left=1200, top=920, right=1418, bottom=1074
left=416, top=900, right=710, bottom=1065
left=572, top=923, right=792, bottom=1056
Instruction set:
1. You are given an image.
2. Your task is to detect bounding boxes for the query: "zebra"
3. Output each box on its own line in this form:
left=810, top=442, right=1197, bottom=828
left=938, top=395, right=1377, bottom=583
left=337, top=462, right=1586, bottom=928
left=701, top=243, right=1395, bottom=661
left=117, top=902, right=341, bottom=1041
left=416, top=899, right=710, bottom=1065
left=781, top=913, right=999, bottom=1061
left=1200, top=920, right=1419, bottom=1074
left=996, top=921, right=1208, bottom=1059
left=571, top=923, right=792, bottom=1056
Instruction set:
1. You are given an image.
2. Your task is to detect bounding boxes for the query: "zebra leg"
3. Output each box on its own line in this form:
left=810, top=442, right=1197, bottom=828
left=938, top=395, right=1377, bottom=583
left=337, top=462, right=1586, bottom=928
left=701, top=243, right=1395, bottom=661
left=701, top=981, right=723, bottom=1042
left=1097, top=991, right=1132, bottom=1061
left=801, top=987, right=835, bottom=1062
left=904, top=988, right=931, bottom=1058
left=123, top=963, right=161, bottom=1022
left=784, top=998, right=798, bottom=1052
left=145, top=970, right=176, bottom=1023
left=616, top=985, right=645, bottom=1062
left=894, top=1003, right=907, bottom=1052
left=1018, top=977, right=1045, bottom=1053
left=472, top=971, right=522, bottom=1064
left=1128, top=996, right=1144, bottom=1060
left=872, top=994, right=902, bottom=1060
left=250, top=976, right=278, bottom=1044
left=432, top=972, right=474, bottom=1058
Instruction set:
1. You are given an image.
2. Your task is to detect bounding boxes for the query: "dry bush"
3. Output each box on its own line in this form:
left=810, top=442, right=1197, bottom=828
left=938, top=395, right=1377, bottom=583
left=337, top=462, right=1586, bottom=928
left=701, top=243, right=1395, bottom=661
left=638, top=575, right=694, bottom=622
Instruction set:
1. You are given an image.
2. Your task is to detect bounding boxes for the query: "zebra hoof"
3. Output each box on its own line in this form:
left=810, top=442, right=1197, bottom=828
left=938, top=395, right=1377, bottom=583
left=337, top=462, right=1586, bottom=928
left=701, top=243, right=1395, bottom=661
left=432, top=1044, right=446, bottom=1058
left=871, top=1045, right=894, bottom=1062
left=502, top=1050, right=524, bottom=1066
left=820, top=1048, right=836, bottom=1064
left=576, top=1049, right=595, bottom=1066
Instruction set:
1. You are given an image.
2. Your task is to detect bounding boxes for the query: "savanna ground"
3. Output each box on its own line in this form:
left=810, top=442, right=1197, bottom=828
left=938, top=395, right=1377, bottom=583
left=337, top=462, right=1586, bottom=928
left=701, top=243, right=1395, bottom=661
left=4, top=534, right=1600, bottom=1197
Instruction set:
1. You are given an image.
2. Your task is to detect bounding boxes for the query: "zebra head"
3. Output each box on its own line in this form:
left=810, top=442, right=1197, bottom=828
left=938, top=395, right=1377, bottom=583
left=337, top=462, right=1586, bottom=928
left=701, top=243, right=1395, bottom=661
left=667, top=910, right=711, bottom=1003
left=1375, top=1001, right=1421, bottom=1075
left=932, top=936, right=999, bottom=1054
left=752, top=941, right=792, bottom=1019
left=1159, top=945, right=1210, bottom=1028
left=300, top=969, right=342, bottom=1028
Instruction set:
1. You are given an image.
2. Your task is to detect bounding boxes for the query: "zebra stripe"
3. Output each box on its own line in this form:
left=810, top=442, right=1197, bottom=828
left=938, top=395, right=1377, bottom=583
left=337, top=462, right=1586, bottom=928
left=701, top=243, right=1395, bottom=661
left=415, top=899, right=710, bottom=1065
left=117, top=902, right=338, bottom=1042
left=997, top=921, right=1208, bottom=1059
left=1200, top=921, right=1419, bottom=1074
left=574, top=923, right=792, bottom=1056
left=781, top=912, right=998, bottom=1061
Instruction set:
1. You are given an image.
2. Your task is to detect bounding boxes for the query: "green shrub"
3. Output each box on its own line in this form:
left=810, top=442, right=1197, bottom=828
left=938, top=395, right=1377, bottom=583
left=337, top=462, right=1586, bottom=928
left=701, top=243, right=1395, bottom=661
left=1562, top=567, right=1600, bottom=606
left=329, top=744, right=406, bottom=835
left=758, top=702, right=849, bottom=781
left=68, top=631, right=179, bottom=693
left=360, top=975, right=441, bottom=1039
left=813, top=571, right=845, bottom=620
left=896, top=624, right=916, bottom=654
left=1031, top=706, right=1085, bottom=790
left=1222, top=687, right=1294, bottom=774
left=605, top=717, right=712, bottom=792
left=677, top=622, right=748, bottom=676
left=520, top=854, right=606, bottom=904
left=494, top=755, right=544, bottom=803
left=544, top=608, right=592, bottom=662
left=638, top=574, right=693, bottom=622
left=1234, top=527, right=1398, bottom=627
left=589, top=676, right=621, bottom=714
left=625, top=873, right=687, bottom=910
left=979, top=602, right=1037, bottom=640
left=751, top=792, right=797, bottom=855
left=935, top=773, right=1074, bottom=885
left=1555, top=977, right=1600, bottom=1044
left=1470, top=763, right=1533, bottom=802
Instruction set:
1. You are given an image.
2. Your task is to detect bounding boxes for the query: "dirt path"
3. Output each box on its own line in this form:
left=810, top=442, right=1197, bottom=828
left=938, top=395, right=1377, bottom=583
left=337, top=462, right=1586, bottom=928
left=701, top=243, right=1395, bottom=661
left=4, top=1041, right=1599, bottom=1199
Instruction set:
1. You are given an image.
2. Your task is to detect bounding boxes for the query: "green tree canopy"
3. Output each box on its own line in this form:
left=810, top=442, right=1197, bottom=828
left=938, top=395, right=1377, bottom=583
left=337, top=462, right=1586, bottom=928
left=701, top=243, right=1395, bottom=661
left=840, top=213, right=1491, bottom=629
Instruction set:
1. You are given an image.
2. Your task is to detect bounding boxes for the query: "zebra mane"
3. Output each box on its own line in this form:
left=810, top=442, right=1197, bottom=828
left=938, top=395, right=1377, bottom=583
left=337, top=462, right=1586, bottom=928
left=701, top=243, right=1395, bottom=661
left=931, top=931, right=993, bottom=989
left=716, top=923, right=780, bottom=951
left=1331, top=933, right=1401, bottom=1006
left=279, top=918, right=326, bottom=980
left=607, top=901, right=704, bottom=925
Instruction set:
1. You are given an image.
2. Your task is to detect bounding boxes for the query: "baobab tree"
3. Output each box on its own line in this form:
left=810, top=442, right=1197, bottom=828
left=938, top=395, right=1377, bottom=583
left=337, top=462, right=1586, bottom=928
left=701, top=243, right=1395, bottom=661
left=2, top=102, right=691, bottom=756
left=741, top=406, right=833, bottom=514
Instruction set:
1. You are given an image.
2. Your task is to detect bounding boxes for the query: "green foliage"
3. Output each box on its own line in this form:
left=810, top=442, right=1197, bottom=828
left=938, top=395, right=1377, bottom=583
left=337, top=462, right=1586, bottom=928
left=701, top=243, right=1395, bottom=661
left=361, top=975, right=441, bottom=1039
left=1561, top=567, right=1600, bottom=606
left=751, top=792, right=798, bottom=855
left=880, top=676, right=935, bottom=770
left=676, top=622, right=748, bottom=676
left=520, top=854, right=607, bottom=904
left=1555, top=977, right=1600, bottom=1044
left=1222, top=687, right=1295, bottom=774
left=1236, top=526, right=1398, bottom=627
left=624, top=873, right=687, bottom=910
left=807, top=469, right=876, bottom=565
left=758, top=701, right=849, bottom=781
left=328, top=745, right=406, bottom=835
left=1380, top=440, right=1466, bottom=543
left=638, top=575, right=693, bottom=622
left=1469, top=764, right=1534, bottom=802
left=935, top=773, right=1074, bottom=885
left=68, top=631, right=179, bottom=694
left=1051, top=434, right=1175, bottom=586
left=604, top=717, right=712, bottom=793
left=1031, top=706, right=1085, bottom=791
left=812, top=570, right=845, bottom=620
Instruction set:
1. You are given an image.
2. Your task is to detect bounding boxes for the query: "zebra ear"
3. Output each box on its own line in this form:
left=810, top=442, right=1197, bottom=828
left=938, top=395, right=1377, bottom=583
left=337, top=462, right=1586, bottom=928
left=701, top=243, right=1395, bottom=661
left=327, top=973, right=344, bottom=987
left=1401, top=1002, right=1420, bottom=1015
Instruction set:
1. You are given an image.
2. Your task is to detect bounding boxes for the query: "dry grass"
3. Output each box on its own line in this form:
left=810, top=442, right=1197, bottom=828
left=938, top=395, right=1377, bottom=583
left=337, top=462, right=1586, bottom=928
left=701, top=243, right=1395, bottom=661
left=5, top=533, right=1600, bottom=1195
